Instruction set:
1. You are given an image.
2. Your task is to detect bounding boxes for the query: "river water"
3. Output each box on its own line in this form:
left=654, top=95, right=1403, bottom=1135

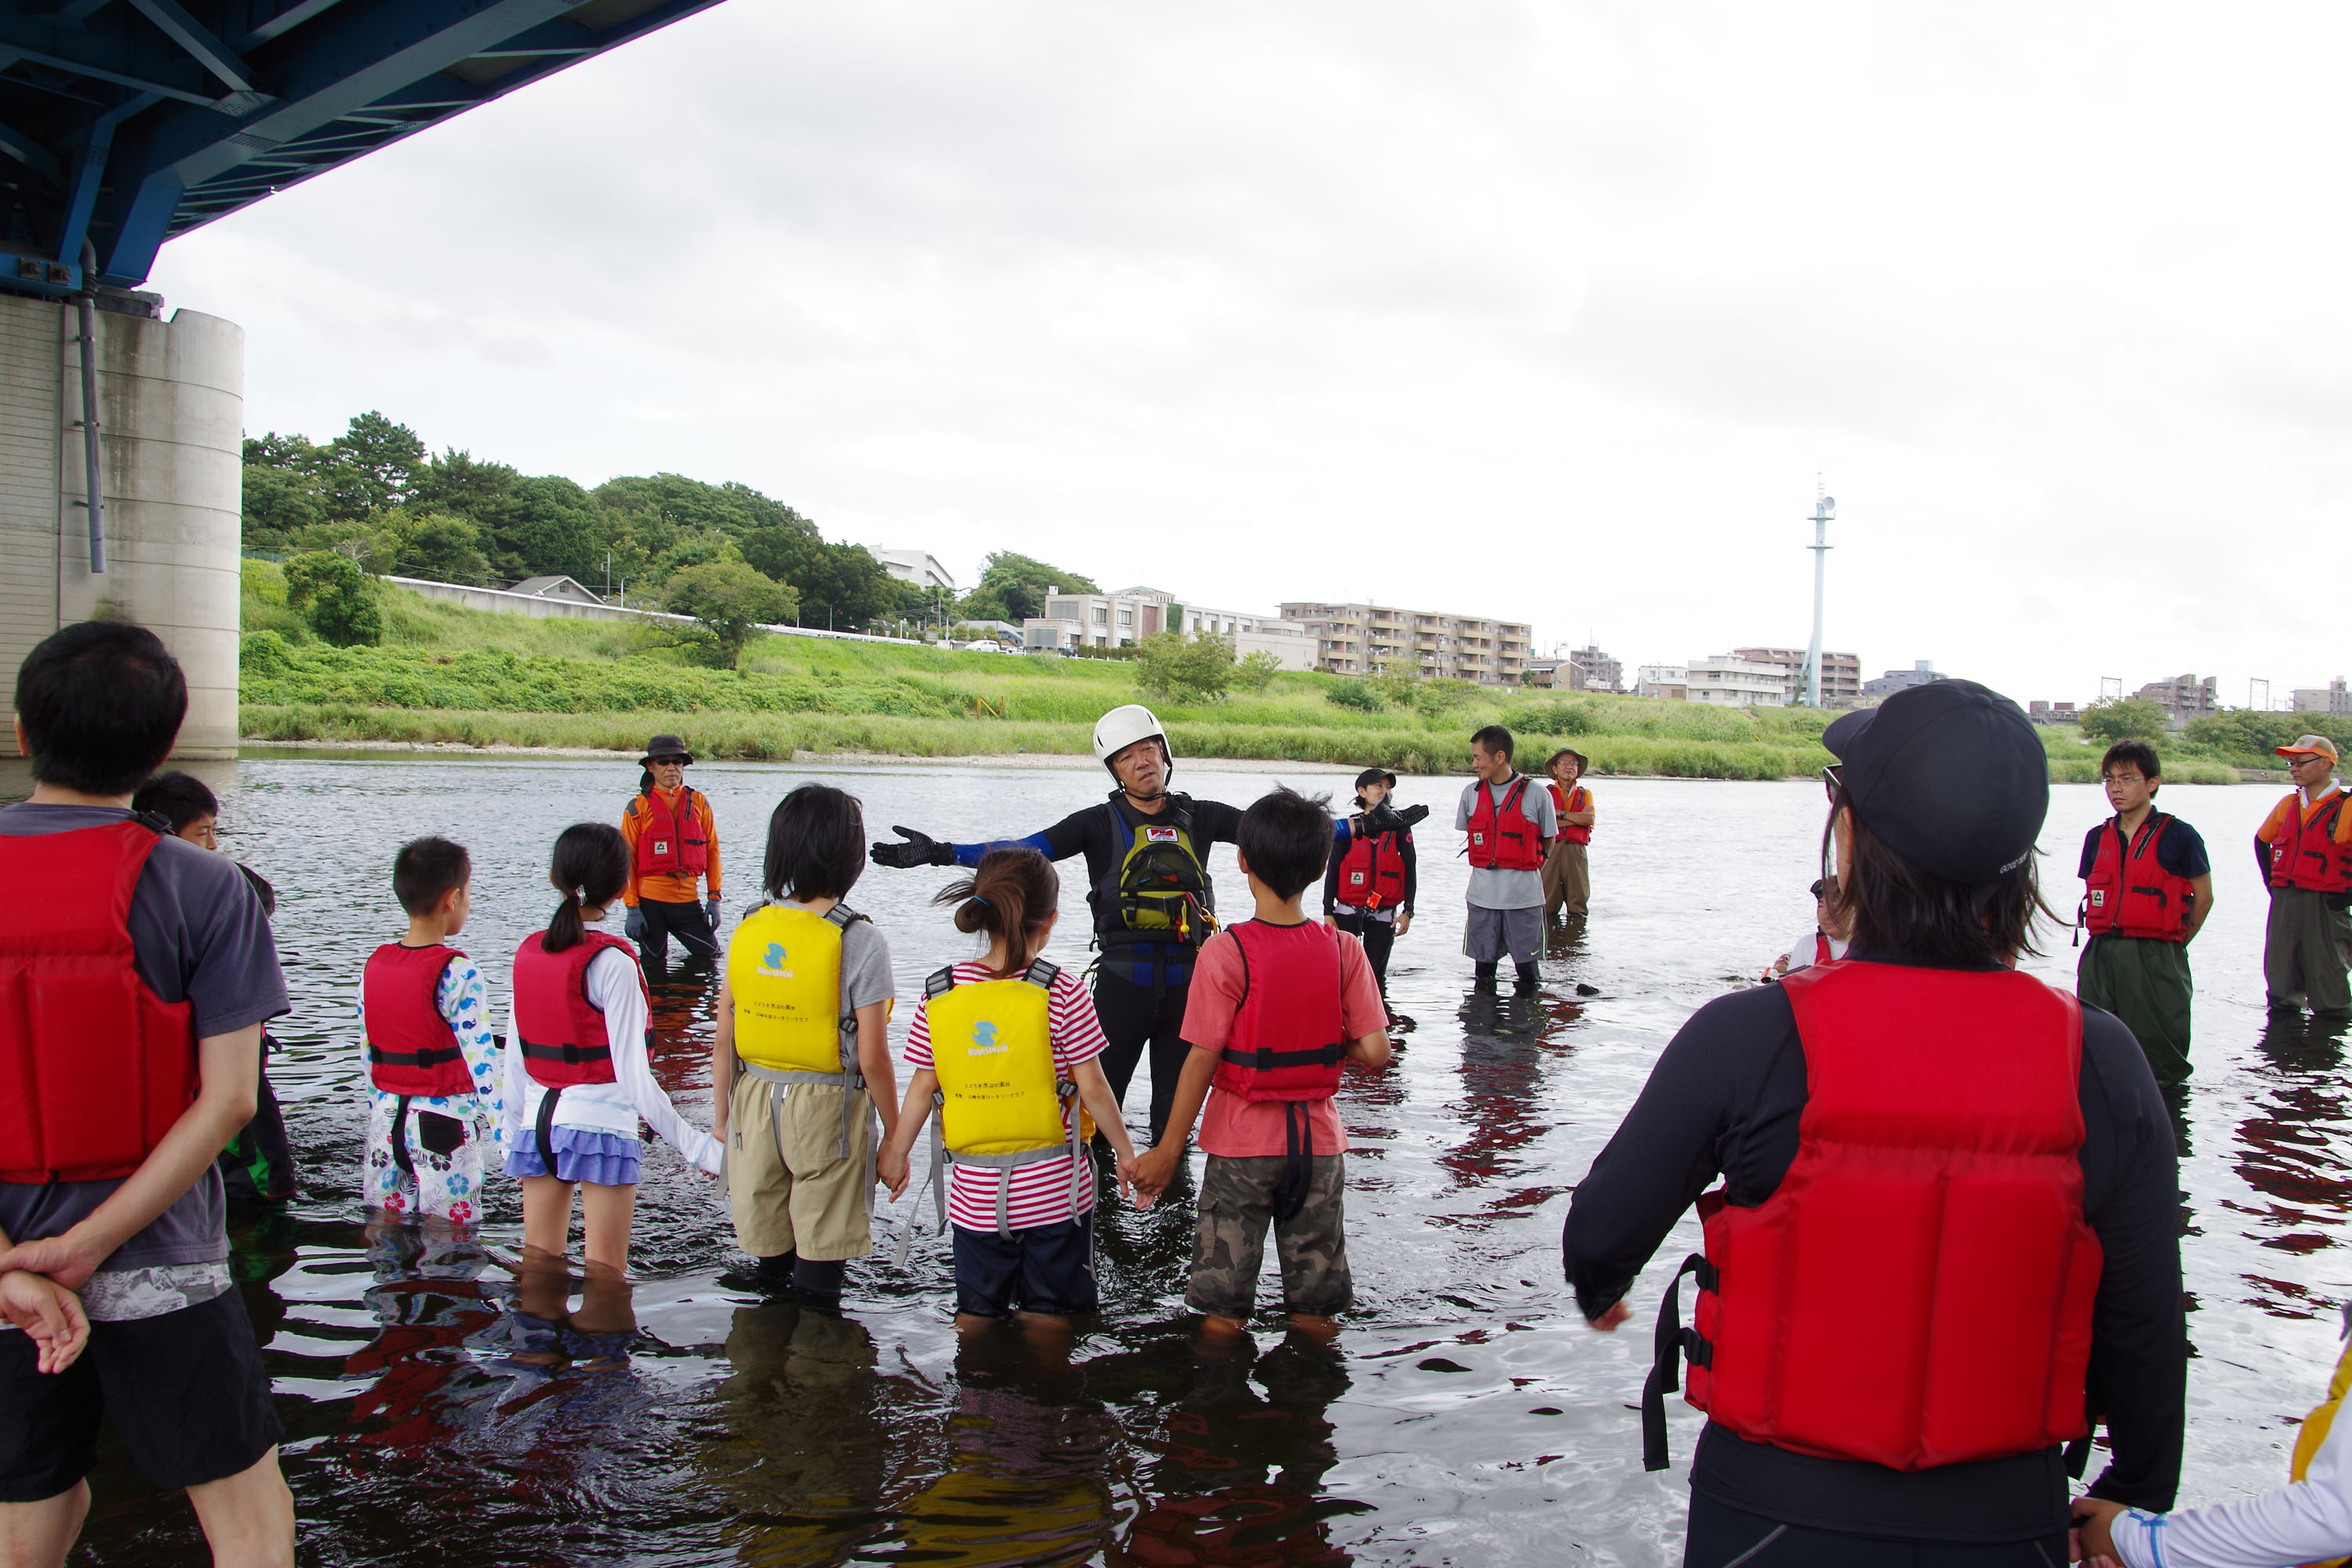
left=37, top=757, right=2343, bottom=1566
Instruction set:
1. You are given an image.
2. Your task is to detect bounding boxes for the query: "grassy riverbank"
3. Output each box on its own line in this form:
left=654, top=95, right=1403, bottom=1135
left=237, top=573, right=2252, bottom=782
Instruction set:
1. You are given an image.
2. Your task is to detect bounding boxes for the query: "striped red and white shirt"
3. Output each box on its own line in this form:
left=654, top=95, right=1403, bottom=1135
left=904, top=961, right=1109, bottom=1232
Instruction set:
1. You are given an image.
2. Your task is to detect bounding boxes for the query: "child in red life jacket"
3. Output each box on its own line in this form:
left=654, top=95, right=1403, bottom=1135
left=358, top=837, right=503, bottom=1225
left=877, top=848, right=1138, bottom=1334
left=1130, top=787, right=1392, bottom=1340
left=501, top=823, right=721, bottom=1273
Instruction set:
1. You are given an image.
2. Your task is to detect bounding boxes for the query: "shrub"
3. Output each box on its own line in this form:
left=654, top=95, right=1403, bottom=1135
left=1325, top=681, right=1383, bottom=712
left=1135, top=631, right=1235, bottom=702
left=2078, top=697, right=2171, bottom=744
left=663, top=559, right=796, bottom=670
left=284, top=550, right=381, bottom=647
left=1233, top=649, right=1285, bottom=694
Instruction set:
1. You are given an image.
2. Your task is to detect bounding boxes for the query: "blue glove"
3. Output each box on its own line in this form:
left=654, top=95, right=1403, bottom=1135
left=704, top=896, right=723, bottom=930
left=625, top=906, right=647, bottom=942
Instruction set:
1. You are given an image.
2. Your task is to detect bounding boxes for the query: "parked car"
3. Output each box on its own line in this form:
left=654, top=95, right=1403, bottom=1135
left=964, top=641, right=1007, bottom=653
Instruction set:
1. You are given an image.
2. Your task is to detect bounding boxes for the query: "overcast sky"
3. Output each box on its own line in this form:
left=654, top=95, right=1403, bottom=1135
left=153, top=1, right=2343, bottom=705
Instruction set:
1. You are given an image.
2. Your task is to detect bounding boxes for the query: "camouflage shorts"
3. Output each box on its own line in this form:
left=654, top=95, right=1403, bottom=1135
left=1187, top=1153, right=1352, bottom=1319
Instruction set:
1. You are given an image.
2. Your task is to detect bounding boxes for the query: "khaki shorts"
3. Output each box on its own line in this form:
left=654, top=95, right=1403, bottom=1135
left=726, top=1073, right=876, bottom=1261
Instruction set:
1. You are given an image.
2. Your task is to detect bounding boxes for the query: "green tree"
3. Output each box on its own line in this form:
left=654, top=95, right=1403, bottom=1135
left=322, top=411, right=425, bottom=521
left=284, top=550, right=381, bottom=647
left=287, top=516, right=405, bottom=575
left=240, top=462, right=328, bottom=547
left=499, top=475, right=601, bottom=582
left=594, top=474, right=815, bottom=539
left=1135, top=630, right=1235, bottom=702
left=393, top=512, right=492, bottom=585
left=2077, top=697, right=2172, bottom=744
left=738, top=528, right=899, bottom=630
left=1233, top=649, right=1284, bottom=693
left=662, top=559, right=797, bottom=669
left=958, top=551, right=1099, bottom=623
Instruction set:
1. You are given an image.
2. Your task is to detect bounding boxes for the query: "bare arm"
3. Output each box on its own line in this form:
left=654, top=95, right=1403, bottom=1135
left=1129, top=1046, right=1220, bottom=1203
left=1069, top=1058, right=1138, bottom=1171
left=1347, top=1029, right=1392, bottom=1072
left=0, top=1025, right=260, bottom=1290
left=0, top=1221, right=89, bottom=1374
left=877, top=1066, right=939, bottom=1199
left=2183, top=874, right=2215, bottom=942
left=712, top=977, right=735, bottom=1135
left=855, top=1002, right=896, bottom=1143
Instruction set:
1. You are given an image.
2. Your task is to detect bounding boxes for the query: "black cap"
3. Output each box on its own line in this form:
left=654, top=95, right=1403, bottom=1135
left=1354, top=767, right=1398, bottom=789
left=1821, top=680, right=2046, bottom=883
left=640, top=733, right=694, bottom=766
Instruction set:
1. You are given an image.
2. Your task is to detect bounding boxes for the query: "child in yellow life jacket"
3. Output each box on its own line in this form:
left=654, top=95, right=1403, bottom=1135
left=2076, top=1312, right=2352, bottom=1565
left=713, top=783, right=899, bottom=1313
left=877, top=848, right=1138, bottom=1334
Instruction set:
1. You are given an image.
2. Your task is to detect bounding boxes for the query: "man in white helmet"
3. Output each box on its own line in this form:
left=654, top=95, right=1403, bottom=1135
left=872, top=704, right=1424, bottom=1144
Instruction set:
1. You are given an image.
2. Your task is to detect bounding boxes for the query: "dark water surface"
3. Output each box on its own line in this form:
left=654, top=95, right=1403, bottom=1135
left=45, top=758, right=2341, bottom=1565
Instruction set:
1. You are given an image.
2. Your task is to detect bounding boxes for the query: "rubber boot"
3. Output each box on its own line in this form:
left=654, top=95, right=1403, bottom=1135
left=793, top=1255, right=847, bottom=1316
left=1473, top=961, right=1498, bottom=990
left=1513, top=961, right=1539, bottom=995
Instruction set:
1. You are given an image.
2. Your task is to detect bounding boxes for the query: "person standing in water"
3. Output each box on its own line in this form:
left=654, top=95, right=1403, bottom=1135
left=1540, top=748, right=1595, bottom=923
left=1457, top=725, right=1555, bottom=994
left=2076, top=742, right=2212, bottom=1088
left=2256, top=734, right=2352, bottom=1018
left=1322, top=767, right=1416, bottom=1006
left=619, top=734, right=724, bottom=970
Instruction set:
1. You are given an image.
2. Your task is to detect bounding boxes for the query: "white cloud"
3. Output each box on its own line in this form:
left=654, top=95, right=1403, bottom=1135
left=153, top=0, right=2347, bottom=703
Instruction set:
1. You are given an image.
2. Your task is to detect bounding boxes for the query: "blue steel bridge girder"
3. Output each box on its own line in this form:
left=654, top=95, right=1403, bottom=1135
left=0, top=0, right=729, bottom=292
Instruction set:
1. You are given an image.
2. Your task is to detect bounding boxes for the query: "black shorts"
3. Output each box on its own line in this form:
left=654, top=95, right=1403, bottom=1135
left=953, top=1218, right=1099, bottom=1319
left=0, top=1286, right=282, bottom=1501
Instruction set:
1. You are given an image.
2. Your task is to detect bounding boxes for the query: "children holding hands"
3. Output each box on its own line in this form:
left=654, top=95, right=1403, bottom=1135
left=1130, top=787, right=1393, bottom=1338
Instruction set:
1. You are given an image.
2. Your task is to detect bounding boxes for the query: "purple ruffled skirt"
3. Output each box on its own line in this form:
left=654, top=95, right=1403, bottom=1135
left=504, top=1127, right=643, bottom=1186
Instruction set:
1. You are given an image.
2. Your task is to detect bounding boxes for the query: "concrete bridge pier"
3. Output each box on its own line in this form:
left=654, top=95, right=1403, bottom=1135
left=0, top=291, right=243, bottom=759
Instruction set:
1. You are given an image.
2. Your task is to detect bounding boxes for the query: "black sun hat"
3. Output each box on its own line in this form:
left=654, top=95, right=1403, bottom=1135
left=1821, top=680, right=2046, bottom=884
left=640, top=734, right=695, bottom=767
left=1354, top=766, right=1399, bottom=790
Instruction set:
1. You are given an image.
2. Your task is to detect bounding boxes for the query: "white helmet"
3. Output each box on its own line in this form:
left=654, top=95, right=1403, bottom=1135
left=1093, top=704, right=1172, bottom=778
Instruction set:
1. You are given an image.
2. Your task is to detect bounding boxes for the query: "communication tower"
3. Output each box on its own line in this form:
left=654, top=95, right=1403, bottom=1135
left=1803, top=484, right=1835, bottom=707
left=2250, top=678, right=2271, bottom=712
left=2100, top=676, right=2124, bottom=703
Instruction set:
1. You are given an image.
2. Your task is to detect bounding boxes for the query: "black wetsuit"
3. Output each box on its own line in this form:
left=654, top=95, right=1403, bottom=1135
left=1561, top=953, right=2183, bottom=1552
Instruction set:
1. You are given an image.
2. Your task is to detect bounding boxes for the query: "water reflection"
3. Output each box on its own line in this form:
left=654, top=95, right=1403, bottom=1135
left=2235, top=1013, right=2352, bottom=1319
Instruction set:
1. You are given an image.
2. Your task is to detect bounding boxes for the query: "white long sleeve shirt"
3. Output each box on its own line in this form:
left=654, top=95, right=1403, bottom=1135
left=2111, top=1399, right=2352, bottom=1566
left=500, top=945, right=721, bottom=1175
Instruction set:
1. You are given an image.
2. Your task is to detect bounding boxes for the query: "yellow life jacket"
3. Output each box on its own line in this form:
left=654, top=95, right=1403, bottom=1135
left=728, top=902, right=858, bottom=1074
left=2292, top=1326, right=2352, bottom=1568
left=924, top=960, right=1091, bottom=1236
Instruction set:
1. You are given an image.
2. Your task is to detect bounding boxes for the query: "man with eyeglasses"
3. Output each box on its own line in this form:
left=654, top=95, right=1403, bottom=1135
left=2075, top=742, right=2212, bottom=1087
left=2257, top=735, right=2352, bottom=1018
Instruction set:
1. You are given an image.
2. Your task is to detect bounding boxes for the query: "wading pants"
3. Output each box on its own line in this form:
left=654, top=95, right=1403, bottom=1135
left=638, top=895, right=719, bottom=969
left=1542, top=841, right=1590, bottom=919
left=1330, top=910, right=1396, bottom=995
left=2266, top=886, right=2352, bottom=1016
left=1685, top=1496, right=2069, bottom=1567
left=1092, top=967, right=1193, bottom=1147
left=2078, top=932, right=2194, bottom=1087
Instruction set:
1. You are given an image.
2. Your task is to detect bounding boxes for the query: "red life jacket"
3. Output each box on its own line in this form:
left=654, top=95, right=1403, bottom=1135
left=363, top=944, right=470, bottom=1096
left=0, top=819, right=199, bottom=1184
left=1335, top=829, right=1406, bottom=910
left=511, top=930, right=642, bottom=1088
left=1548, top=781, right=1593, bottom=846
left=1646, top=961, right=2101, bottom=1475
left=2081, top=814, right=2198, bottom=941
left=1212, top=921, right=1347, bottom=1104
left=1466, top=777, right=1545, bottom=871
left=2268, top=790, right=2352, bottom=895
left=630, top=786, right=710, bottom=880
left=1812, top=931, right=1834, bottom=967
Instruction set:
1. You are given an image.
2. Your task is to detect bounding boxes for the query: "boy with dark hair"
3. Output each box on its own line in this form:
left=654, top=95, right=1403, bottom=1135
left=359, top=837, right=503, bottom=1225
left=0, top=621, right=295, bottom=1566
left=131, top=771, right=219, bottom=848
left=2078, top=742, right=2212, bottom=1087
left=1457, top=725, right=1555, bottom=993
left=1131, top=787, right=1392, bottom=1338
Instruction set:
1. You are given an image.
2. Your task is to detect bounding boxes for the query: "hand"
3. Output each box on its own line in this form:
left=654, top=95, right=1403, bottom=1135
left=2071, top=1497, right=2127, bottom=1564
left=1397, top=802, right=1430, bottom=829
left=1109, top=1147, right=1139, bottom=1203
left=878, top=1147, right=910, bottom=1200
left=1359, top=803, right=1405, bottom=835
left=1393, top=912, right=1411, bottom=937
left=704, top=896, right=723, bottom=930
left=1128, top=1142, right=1179, bottom=1206
left=1585, top=1299, right=1633, bottom=1332
left=624, top=906, right=648, bottom=942
left=0, top=1270, right=89, bottom=1374
left=0, top=1231, right=104, bottom=1293
left=870, top=826, right=950, bottom=869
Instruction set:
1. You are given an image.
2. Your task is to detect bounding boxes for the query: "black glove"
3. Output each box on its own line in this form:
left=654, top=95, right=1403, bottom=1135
left=1398, top=802, right=1430, bottom=828
left=1362, top=801, right=1426, bottom=835
left=870, top=826, right=953, bottom=869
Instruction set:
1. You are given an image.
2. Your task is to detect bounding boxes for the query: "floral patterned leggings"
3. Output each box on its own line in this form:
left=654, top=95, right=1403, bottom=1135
left=365, top=1094, right=491, bottom=1226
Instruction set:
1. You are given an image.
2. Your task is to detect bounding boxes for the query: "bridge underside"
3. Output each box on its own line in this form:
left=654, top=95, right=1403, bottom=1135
left=0, top=0, right=726, bottom=295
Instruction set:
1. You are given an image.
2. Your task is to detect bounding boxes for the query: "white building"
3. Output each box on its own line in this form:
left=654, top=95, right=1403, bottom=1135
left=876, top=548, right=956, bottom=593
left=1635, top=663, right=1690, bottom=701
left=1043, top=587, right=1173, bottom=648
left=1687, top=655, right=1788, bottom=707
left=1174, top=601, right=1315, bottom=670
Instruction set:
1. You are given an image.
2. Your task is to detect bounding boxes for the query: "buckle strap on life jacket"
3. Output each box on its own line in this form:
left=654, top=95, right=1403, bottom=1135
left=521, top=1040, right=614, bottom=1066
left=1218, top=1041, right=1346, bottom=1071
left=534, top=1086, right=563, bottom=1178
left=369, top=1043, right=466, bottom=1068
left=1641, top=1253, right=1719, bottom=1472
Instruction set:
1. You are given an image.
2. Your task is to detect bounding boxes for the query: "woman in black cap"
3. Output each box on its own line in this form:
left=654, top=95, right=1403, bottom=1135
left=619, top=734, right=724, bottom=968
left=1323, top=767, right=1416, bottom=1005
left=1562, top=679, right=2184, bottom=1565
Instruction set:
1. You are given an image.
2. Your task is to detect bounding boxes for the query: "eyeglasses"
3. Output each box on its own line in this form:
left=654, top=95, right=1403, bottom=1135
left=1821, top=764, right=1843, bottom=802
left=652, top=756, right=688, bottom=767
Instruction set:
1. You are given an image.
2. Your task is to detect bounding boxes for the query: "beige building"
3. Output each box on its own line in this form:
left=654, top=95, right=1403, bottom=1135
left=1041, top=587, right=1171, bottom=648
left=2134, top=673, right=2218, bottom=721
left=1732, top=645, right=1862, bottom=706
left=1279, top=601, right=1531, bottom=684
left=1689, top=655, right=1788, bottom=707
left=2295, top=679, right=2352, bottom=717
left=1635, top=663, right=1690, bottom=701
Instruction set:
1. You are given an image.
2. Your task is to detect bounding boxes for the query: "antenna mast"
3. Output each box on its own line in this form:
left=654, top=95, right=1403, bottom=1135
left=1804, top=481, right=1835, bottom=707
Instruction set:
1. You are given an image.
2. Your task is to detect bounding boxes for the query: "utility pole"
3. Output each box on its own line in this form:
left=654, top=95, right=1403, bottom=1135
left=1803, top=483, right=1835, bottom=707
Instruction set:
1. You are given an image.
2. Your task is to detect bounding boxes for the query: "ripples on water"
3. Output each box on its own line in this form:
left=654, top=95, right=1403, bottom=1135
left=28, top=758, right=2339, bottom=1565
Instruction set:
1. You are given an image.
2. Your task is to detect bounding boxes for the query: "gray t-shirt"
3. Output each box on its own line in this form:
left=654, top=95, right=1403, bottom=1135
left=0, top=803, right=289, bottom=1319
left=1456, top=775, right=1558, bottom=910
left=779, top=896, right=898, bottom=1017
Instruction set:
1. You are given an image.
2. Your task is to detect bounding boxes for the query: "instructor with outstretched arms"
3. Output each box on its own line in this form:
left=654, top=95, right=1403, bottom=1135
left=870, top=706, right=1420, bottom=1144
left=1563, top=679, right=2183, bottom=1566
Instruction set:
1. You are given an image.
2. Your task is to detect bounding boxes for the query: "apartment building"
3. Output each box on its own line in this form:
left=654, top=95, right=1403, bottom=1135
left=1731, top=645, right=1862, bottom=706
left=876, top=548, right=956, bottom=593
left=1525, top=658, right=1586, bottom=691
left=1635, top=664, right=1689, bottom=701
left=2027, top=700, right=2082, bottom=724
left=1688, top=655, right=1788, bottom=707
left=1279, top=601, right=1532, bottom=684
left=1566, top=644, right=1624, bottom=694
left=2295, top=678, right=2352, bottom=717
left=1863, top=661, right=1946, bottom=701
left=1040, top=586, right=1171, bottom=648
left=2134, top=673, right=2219, bottom=720
left=1174, top=602, right=1316, bottom=670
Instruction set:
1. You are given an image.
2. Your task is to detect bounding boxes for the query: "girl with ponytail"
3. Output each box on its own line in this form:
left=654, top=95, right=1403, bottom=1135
left=877, top=848, right=1138, bottom=1333
left=503, top=822, right=720, bottom=1276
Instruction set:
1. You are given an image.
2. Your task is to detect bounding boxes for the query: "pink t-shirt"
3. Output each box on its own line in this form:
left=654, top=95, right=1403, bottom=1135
left=904, top=961, right=1108, bottom=1231
left=1181, top=920, right=1388, bottom=1158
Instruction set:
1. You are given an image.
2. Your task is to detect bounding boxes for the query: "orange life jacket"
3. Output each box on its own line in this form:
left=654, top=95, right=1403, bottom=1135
left=630, top=786, right=710, bottom=880
left=1548, top=781, right=1592, bottom=846
left=2268, top=790, right=2352, bottom=895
